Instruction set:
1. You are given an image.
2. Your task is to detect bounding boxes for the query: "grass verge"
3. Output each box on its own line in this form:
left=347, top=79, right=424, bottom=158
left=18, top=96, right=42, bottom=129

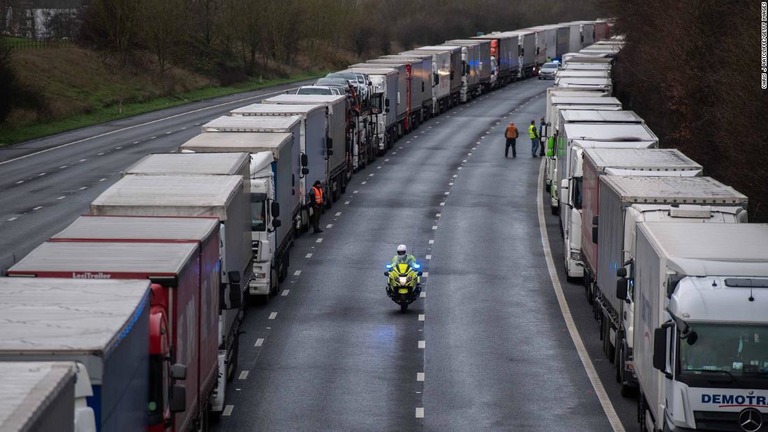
left=0, top=73, right=321, bottom=146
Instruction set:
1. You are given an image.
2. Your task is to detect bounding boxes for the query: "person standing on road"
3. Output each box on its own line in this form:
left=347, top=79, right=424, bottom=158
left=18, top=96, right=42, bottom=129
left=528, top=120, right=539, bottom=157
left=538, top=117, right=547, bottom=157
left=504, top=121, right=518, bottom=158
left=308, top=180, right=324, bottom=233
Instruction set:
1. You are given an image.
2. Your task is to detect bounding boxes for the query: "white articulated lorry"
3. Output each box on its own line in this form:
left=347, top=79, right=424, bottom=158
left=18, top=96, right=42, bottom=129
left=0, top=362, right=92, bottom=432
left=179, top=133, right=295, bottom=298
left=262, top=94, right=349, bottom=193
left=345, top=66, right=399, bottom=153
left=0, top=278, right=152, bottom=432
left=628, top=223, right=768, bottom=432
left=556, top=114, right=660, bottom=281
left=415, top=45, right=463, bottom=107
left=229, top=103, right=327, bottom=226
left=594, top=176, right=748, bottom=399
left=350, top=62, right=411, bottom=137
left=544, top=95, right=622, bottom=198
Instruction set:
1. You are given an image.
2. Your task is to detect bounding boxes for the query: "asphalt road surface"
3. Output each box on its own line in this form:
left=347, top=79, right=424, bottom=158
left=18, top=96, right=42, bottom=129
left=0, top=77, right=642, bottom=431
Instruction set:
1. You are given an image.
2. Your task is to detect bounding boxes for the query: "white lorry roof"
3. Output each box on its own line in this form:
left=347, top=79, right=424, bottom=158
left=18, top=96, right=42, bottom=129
left=572, top=139, right=656, bottom=149
left=563, top=123, right=657, bottom=141
left=9, top=241, right=198, bottom=275
left=181, top=132, right=291, bottom=158
left=601, top=176, right=747, bottom=204
left=0, top=278, right=150, bottom=353
left=202, top=115, right=301, bottom=132
left=561, top=110, right=644, bottom=123
left=640, top=223, right=768, bottom=278
left=343, top=67, right=397, bottom=76
left=90, top=175, right=242, bottom=219
left=584, top=148, right=701, bottom=173
left=52, top=216, right=218, bottom=242
left=0, top=362, right=76, bottom=430
left=264, top=94, right=346, bottom=105
left=551, top=96, right=620, bottom=105
left=416, top=45, right=462, bottom=51
left=556, top=77, right=612, bottom=87
left=123, top=152, right=249, bottom=176
left=231, top=103, right=324, bottom=116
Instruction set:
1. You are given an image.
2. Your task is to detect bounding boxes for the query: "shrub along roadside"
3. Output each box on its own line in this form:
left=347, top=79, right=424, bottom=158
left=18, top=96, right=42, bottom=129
left=0, top=73, right=320, bottom=146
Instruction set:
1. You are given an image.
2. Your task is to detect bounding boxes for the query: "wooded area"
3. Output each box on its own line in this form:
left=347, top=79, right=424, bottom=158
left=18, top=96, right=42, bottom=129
left=604, top=0, right=768, bottom=222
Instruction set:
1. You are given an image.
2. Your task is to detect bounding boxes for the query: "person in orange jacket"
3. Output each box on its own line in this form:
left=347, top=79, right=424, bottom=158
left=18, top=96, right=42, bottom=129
left=504, top=121, right=519, bottom=158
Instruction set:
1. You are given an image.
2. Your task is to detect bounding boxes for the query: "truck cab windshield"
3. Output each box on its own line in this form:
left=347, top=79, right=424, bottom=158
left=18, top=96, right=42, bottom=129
left=679, top=324, right=768, bottom=380
left=250, top=194, right=267, bottom=231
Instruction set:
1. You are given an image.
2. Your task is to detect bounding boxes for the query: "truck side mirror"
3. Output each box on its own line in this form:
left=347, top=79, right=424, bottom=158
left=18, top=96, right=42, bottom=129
left=170, top=364, right=187, bottom=380
left=450, top=71, right=454, bottom=80
left=422, top=82, right=425, bottom=92
left=591, top=216, right=599, bottom=244
left=271, top=202, right=280, bottom=218
left=616, top=267, right=627, bottom=278
left=326, top=137, right=334, bottom=156
left=169, top=385, right=186, bottom=413
left=385, top=98, right=390, bottom=108
left=616, top=279, right=628, bottom=300
left=271, top=218, right=281, bottom=229
left=433, top=73, right=439, bottom=84
left=652, top=328, right=668, bottom=374
left=301, top=167, right=309, bottom=175
left=301, top=153, right=308, bottom=167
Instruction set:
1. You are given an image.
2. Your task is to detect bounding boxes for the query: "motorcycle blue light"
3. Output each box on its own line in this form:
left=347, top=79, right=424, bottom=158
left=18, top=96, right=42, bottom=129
left=413, top=263, right=421, bottom=269
left=386, top=264, right=392, bottom=269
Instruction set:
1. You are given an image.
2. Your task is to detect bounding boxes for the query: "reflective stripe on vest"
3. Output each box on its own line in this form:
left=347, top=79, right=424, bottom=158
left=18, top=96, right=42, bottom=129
left=528, top=124, right=537, bottom=138
left=312, top=186, right=323, bottom=205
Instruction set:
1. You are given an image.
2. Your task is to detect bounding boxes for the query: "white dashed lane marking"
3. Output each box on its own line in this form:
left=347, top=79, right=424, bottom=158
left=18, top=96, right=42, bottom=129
left=238, top=371, right=249, bottom=380
left=281, top=290, right=290, bottom=297
left=418, top=314, right=425, bottom=321
left=418, top=341, right=425, bottom=349
left=305, top=253, right=313, bottom=258
left=417, top=372, right=425, bottom=382
left=294, top=270, right=302, bottom=276
left=254, top=338, right=264, bottom=347
left=268, top=312, right=278, bottom=320
left=223, top=405, right=234, bottom=416
left=57, top=196, right=66, bottom=200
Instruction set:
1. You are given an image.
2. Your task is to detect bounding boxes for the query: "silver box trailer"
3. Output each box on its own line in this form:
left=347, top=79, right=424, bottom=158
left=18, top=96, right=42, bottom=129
left=472, top=32, right=519, bottom=85
left=0, top=362, right=78, bottom=432
left=556, top=25, right=571, bottom=59
left=567, top=23, right=582, bottom=53
left=562, top=63, right=611, bottom=72
left=399, top=49, right=452, bottom=113
left=350, top=62, right=414, bottom=135
left=377, top=55, right=435, bottom=116
left=262, top=94, right=349, bottom=192
left=503, top=30, right=536, bottom=77
left=0, top=278, right=151, bottom=432
left=556, top=76, right=613, bottom=92
left=415, top=45, right=462, bottom=106
left=445, top=39, right=492, bottom=95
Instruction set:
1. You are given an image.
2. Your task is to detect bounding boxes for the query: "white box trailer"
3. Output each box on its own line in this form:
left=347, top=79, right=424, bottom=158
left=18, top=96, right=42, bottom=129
left=416, top=45, right=463, bottom=106
left=556, top=119, right=659, bottom=279
left=445, top=39, right=492, bottom=97
left=593, top=174, right=747, bottom=396
left=229, top=103, right=328, bottom=213
left=179, top=133, right=297, bottom=295
left=563, top=53, right=613, bottom=64
left=399, top=49, right=452, bottom=113
left=262, top=94, right=349, bottom=194
left=124, top=152, right=250, bottom=179
left=0, top=278, right=151, bottom=432
left=556, top=25, right=571, bottom=59
left=631, top=223, right=768, bottom=432
left=543, top=95, right=622, bottom=198
left=567, top=23, right=582, bottom=53
left=350, top=62, right=413, bottom=136
left=345, top=67, right=399, bottom=151
left=561, top=62, right=612, bottom=72
left=556, top=76, right=613, bottom=92
left=0, top=362, right=83, bottom=432
left=556, top=69, right=610, bottom=79
left=579, top=22, right=595, bottom=48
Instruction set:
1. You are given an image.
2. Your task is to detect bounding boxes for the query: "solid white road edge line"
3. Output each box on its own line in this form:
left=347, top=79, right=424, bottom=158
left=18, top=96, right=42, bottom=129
left=536, top=159, right=625, bottom=432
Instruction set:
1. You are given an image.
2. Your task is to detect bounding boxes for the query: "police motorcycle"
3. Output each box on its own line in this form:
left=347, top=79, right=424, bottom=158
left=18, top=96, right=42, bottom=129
left=384, top=261, right=422, bottom=312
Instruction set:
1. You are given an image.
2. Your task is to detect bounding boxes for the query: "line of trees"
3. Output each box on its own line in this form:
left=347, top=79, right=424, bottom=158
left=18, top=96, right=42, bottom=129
left=602, top=0, right=768, bottom=222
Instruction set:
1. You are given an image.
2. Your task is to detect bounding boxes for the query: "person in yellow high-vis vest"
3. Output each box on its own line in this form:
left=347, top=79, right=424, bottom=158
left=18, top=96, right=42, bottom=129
left=528, top=120, right=540, bottom=157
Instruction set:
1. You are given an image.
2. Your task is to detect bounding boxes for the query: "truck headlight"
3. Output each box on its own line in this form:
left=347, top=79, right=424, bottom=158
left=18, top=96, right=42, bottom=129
left=569, top=251, right=582, bottom=261
left=254, top=272, right=267, bottom=279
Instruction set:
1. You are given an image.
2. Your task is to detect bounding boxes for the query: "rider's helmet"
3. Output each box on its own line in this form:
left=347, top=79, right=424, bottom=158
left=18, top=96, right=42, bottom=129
left=397, top=244, right=407, bottom=256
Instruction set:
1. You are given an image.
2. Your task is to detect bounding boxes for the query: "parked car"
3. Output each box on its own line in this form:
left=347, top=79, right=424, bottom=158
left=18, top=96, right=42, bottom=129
left=538, top=62, right=560, bottom=80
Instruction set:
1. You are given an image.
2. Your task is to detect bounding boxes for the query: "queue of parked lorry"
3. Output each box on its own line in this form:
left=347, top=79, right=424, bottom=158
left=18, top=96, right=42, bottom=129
left=3, top=17, right=753, bottom=432
left=542, top=38, right=768, bottom=432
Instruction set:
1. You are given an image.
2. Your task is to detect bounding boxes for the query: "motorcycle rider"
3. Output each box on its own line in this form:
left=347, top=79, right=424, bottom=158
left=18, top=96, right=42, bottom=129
left=391, top=244, right=416, bottom=267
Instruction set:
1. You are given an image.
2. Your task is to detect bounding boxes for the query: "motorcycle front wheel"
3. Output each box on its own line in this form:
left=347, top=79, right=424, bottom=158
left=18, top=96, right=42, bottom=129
left=400, top=303, right=408, bottom=312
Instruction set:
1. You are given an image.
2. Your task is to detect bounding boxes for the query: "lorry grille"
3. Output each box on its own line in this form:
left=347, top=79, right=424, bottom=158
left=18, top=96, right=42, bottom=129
left=694, top=411, right=768, bottom=431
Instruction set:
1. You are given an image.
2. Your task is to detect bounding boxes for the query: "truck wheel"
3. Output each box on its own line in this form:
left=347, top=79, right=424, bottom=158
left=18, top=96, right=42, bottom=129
left=551, top=205, right=559, bottom=216
left=340, top=175, right=347, bottom=194
left=615, top=342, right=623, bottom=383
left=269, top=268, right=279, bottom=296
